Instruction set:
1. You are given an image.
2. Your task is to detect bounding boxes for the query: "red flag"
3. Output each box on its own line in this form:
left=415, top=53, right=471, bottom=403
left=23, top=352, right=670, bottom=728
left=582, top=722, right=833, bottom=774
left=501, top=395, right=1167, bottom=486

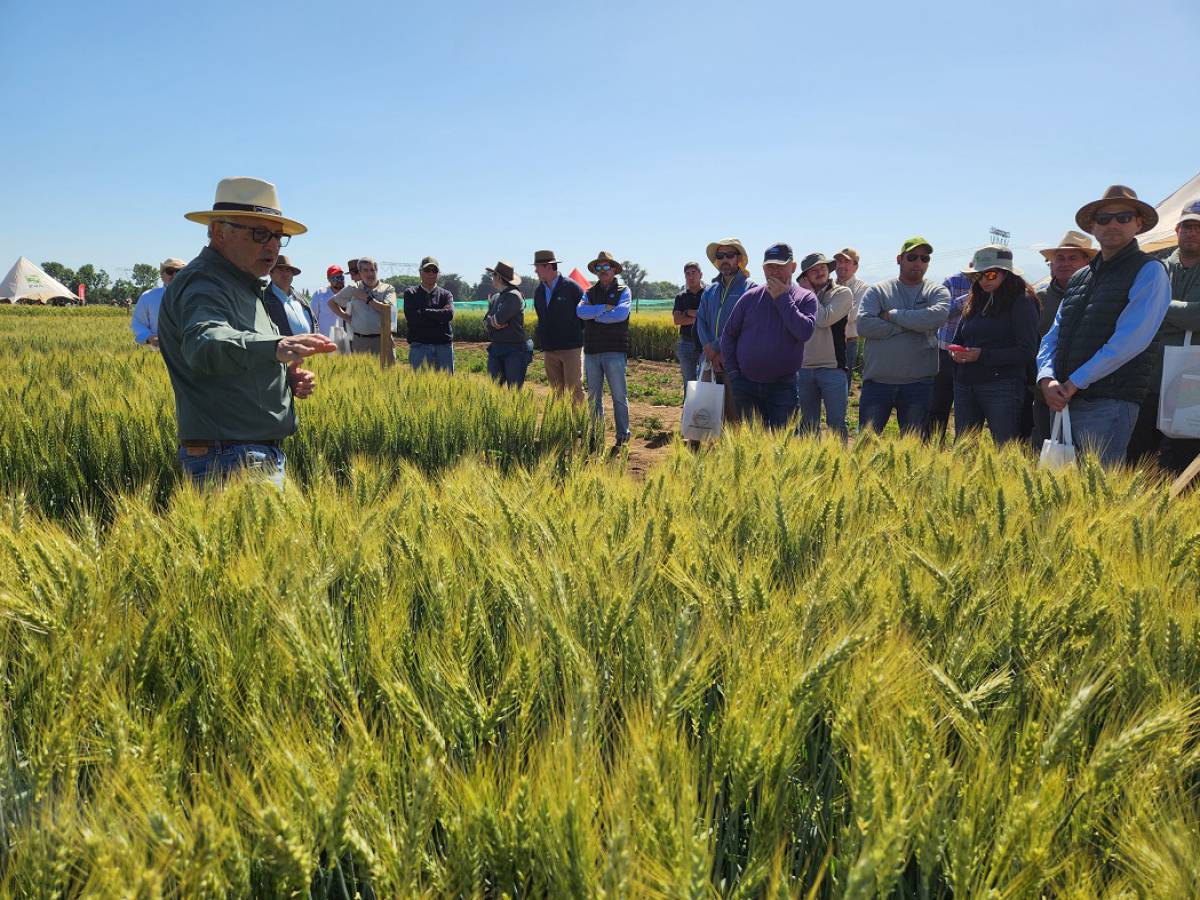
left=568, top=268, right=592, bottom=292
left=77, top=283, right=86, bottom=300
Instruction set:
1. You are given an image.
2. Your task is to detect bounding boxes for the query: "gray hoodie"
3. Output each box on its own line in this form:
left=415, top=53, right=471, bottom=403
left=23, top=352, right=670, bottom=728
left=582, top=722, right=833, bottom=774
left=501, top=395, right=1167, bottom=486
left=802, top=282, right=854, bottom=369
left=857, top=277, right=950, bottom=383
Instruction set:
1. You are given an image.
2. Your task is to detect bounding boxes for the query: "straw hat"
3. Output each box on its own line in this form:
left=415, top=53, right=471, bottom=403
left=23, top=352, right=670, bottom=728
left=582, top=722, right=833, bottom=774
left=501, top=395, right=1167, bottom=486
left=184, top=177, right=307, bottom=236
left=962, top=245, right=1023, bottom=278
left=271, top=255, right=301, bottom=275
left=486, top=260, right=522, bottom=287
left=1074, top=185, right=1158, bottom=234
left=1038, top=230, right=1098, bottom=262
left=705, top=238, right=748, bottom=268
left=587, top=251, right=623, bottom=275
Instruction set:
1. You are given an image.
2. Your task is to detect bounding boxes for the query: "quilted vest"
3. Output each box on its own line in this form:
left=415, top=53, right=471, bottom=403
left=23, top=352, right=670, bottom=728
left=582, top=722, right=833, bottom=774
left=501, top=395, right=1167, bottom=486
left=583, top=280, right=630, bottom=355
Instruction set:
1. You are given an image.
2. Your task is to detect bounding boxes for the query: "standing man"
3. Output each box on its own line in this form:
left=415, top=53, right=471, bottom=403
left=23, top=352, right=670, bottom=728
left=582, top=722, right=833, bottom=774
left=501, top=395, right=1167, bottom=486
left=532, top=249, right=585, bottom=403
left=157, top=177, right=335, bottom=486
left=1037, top=186, right=1171, bottom=465
left=311, top=266, right=346, bottom=338
left=672, top=261, right=705, bottom=386
left=696, top=239, right=755, bottom=421
left=796, top=252, right=853, bottom=438
left=131, top=257, right=186, bottom=347
left=719, top=243, right=816, bottom=429
left=330, top=257, right=397, bottom=355
left=403, top=256, right=455, bottom=372
left=577, top=251, right=632, bottom=447
left=1126, top=200, right=1200, bottom=471
left=856, top=237, right=951, bottom=436
left=1031, top=231, right=1097, bottom=448
left=263, top=255, right=314, bottom=336
left=833, top=248, right=868, bottom=379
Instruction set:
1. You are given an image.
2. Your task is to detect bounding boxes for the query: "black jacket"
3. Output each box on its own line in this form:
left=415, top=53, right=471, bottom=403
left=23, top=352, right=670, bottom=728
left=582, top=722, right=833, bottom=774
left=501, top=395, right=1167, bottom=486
left=262, top=284, right=314, bottom=336
left=403, top=285, right=454, bottom=344
left=534, top=275, right=585, bottom=350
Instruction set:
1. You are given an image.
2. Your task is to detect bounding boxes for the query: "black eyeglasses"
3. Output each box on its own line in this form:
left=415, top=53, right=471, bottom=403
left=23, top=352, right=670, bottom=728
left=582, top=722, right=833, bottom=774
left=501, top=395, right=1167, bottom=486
left=218, top=220, right=290, bottom=246
left=714, top=251, right=739, bottom=260
left=161, top=268, right=180, bottom=276
left=905, top=253, right=931, bottom=263
left=1093, top=211, right=1136, bottom=225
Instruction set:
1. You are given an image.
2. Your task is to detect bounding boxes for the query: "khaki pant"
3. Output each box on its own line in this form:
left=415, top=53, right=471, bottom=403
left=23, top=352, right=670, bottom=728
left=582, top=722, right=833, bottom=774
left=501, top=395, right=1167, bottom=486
left=544, top=348, right=585, bottom=405
left=351, top=334, right=388, bottom=355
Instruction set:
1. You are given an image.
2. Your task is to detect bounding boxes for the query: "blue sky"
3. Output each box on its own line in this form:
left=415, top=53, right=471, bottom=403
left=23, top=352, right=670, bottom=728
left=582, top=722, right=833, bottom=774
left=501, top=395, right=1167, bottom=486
left=2, top=0, right=1197, bottom=292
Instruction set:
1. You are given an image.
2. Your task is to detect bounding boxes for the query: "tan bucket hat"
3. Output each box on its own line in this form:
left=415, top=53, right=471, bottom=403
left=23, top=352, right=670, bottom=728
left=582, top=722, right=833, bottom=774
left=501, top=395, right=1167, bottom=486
left=185, top=177, right=307, bottom=236
left=486, top=260, right=522, bottom=287
left=963, top=245, right=1023, bottom=278
left=705, top=238, right=748, bottom=268
left=271, top=255, right=301, bottom=275
left=1074, top=185, right=1158, bottom=234
left=587, top=251, right=623, bottom=275
left=1039, top=230, right=1098, bottom=262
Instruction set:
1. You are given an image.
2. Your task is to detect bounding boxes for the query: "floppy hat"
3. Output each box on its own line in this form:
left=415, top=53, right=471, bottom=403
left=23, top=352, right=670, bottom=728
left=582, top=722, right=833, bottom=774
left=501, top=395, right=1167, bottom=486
left=271, top=255, right=301, bottom=275
left=326, top=265, right=345, bottom=278
left=1178, top=199, right=1200, bottom=226
left=799, top=252, right=834, bottom=274
left=587, top=251, right=623, bottom=275
left=1038, top=230, right=1098, bottom=262
left=833, top=247, right=860, bottom=263
left=1075, top=185, right=1158, bottom=234
left=184, top=177, right=307, bottom=236
left=962, top=245, right=1022, bottom=278
left=486, top=260, right=522, bottom=287
left=533, top=250, right=560, bottom=266
left=706, top=239, right=748, bottom=267
left=159, top=257, right=186, bottom=271
left=900, top=236, right=933, bottom=255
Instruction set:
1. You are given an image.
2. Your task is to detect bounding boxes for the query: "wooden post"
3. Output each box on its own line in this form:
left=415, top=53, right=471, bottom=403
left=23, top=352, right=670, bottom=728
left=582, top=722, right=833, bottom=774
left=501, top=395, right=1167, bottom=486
left=379, top=300, right=394, bottom=369
left=1170, top=452, right=1200, bottom=499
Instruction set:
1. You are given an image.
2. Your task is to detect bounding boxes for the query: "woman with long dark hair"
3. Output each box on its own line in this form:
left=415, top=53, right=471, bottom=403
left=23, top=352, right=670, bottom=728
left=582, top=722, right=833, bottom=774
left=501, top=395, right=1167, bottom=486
left=947, top=246, right=1040, bottom=444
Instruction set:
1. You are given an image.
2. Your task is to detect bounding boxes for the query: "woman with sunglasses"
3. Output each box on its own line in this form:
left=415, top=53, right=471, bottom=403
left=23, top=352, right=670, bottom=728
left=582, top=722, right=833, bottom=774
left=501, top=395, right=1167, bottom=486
left=947, top=245, right=1040, bottom=445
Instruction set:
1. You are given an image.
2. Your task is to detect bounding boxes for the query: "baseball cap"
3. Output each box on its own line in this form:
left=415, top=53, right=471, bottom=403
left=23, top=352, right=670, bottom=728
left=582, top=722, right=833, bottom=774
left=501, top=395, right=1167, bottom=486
left=326, top=264, right=345, bottom=278
left=1179, top=199, right=1200, bottom=225
left=763, top=243, right=794, bottom=265
left=420, top=256, right=440, bottom=271
left=833, top=247, right=860, bottom=263
left=900, top=236, right=934, bottom=255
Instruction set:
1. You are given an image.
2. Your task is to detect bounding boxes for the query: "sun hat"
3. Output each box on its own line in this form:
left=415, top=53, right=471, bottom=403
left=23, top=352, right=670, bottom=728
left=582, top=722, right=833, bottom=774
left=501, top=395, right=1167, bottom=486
left=420, top=256, right=440, bottom=271
left=1038, top=230, right=1098, bottom=262
left=962, top=245, right=1022, bottom=279
left=705, top=239, right=748, bottom=267
left=533, top=250, right=560, bottom=266
left=1075, top=185, right=1158, bottom=234
left=799, top=252, right=834, bottom=275
left=486, top=260, right=522, bottom=287
left=1178, top=199, right=1200, bottom=226
left=587, top=251, right=623, bottom=275
left=326, top=265, right=345, bottom=278
left=271, top=255, right=301, bottom=275
left=184, top=177, right=307, bottom=235
left=900, top=236, right=933, bottom=255
left=832, top=247, right=860, bottom=264
left=159, top=257, right=186, bottom=272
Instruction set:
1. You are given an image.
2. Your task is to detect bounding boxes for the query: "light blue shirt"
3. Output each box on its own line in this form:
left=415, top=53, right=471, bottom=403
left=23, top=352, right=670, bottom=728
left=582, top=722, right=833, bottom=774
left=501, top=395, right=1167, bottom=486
left=131, top=285, right=164, bottom=344
left=272, top=283, right=312, bottom=335
left=576, top=286, right=631, bottom=323
left=1036, top=260, right=1171, bottom=389
left=311, top=286, right=341, bottom=337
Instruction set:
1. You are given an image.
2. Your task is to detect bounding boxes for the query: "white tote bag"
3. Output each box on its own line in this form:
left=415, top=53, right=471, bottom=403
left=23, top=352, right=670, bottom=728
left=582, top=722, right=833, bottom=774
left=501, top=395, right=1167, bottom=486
left=1039, top=406, right=1076, bottom=470
left=330, top=319, right=352, bottom=355
left=1158, top=331, right=1200, bottom=439
left=681, top=359, right=725, bottom=441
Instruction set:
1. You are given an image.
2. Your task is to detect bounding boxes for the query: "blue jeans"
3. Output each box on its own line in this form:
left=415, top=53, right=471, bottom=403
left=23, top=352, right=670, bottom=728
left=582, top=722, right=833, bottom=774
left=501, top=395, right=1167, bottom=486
left=178, top=443, right=286, bottom=489
left=409, top=342, right=454, bottom=373
left=731, top=374, right=798, bottom=430
left=677, top=339, right=702, bottom=387
left=796, top=367, right=849, bottom=438
left=954, top=377, right=1024, bottom=445
left=585, top=352, right=631, bottom=441
left=1067, top=396, right=1140, bottom=466
left=487, top=342, right=532, bottom=387
left=859, top=379, right=934, bottom=437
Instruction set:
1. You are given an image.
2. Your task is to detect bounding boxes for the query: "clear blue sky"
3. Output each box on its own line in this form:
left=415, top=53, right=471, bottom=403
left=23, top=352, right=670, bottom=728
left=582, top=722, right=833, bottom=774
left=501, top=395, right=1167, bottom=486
left=3, top=0, right=1197, bottom=292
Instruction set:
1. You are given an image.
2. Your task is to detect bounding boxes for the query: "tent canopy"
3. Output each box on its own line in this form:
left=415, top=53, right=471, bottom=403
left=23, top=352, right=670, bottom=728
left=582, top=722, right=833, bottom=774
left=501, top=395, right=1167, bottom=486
left=0, top=257, right=76, bottom=304
left=1143, top=172, right=1200, bottom=253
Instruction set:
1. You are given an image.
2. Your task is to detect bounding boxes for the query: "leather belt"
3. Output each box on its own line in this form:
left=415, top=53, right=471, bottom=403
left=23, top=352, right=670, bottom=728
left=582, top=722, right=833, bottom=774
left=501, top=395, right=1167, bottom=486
left=353, top=332, right=380, bottom=338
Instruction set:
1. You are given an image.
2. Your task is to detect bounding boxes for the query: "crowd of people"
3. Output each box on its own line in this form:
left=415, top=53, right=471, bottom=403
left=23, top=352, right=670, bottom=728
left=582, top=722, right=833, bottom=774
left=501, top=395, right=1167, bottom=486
left=143, top=177, right=1200, bottom=486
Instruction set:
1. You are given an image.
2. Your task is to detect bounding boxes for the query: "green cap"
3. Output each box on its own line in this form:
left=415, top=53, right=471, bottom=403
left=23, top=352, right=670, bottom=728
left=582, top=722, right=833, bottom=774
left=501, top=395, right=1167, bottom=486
left=420, top=256, right=440, bottom=271
left=900, top=236, right=933, bottom=255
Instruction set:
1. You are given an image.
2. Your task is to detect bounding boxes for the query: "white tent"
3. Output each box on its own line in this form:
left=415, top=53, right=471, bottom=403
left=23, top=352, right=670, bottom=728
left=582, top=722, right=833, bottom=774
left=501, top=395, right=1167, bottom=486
left=0, top=256, right=76, bottom=304
left=1142, top=172, right=1200, bottom=253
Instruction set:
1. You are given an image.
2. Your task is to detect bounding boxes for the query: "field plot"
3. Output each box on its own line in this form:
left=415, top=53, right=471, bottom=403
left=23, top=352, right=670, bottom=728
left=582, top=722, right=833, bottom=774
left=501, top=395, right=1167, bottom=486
left=2, top=308, right=1200, bottom=897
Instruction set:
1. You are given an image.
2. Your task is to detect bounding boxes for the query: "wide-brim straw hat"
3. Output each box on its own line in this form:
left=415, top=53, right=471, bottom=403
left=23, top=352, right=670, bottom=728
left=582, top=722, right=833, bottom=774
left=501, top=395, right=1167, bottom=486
left=705, top=239, right=748, bottom=268
left=271, top=254, right=301, bottom=275
left=1039, top=230, right=1098, bottom=262
left=962, top=244, right=1023, bottom=279
left=1074, top=185, right=1158, bottom=234
left=587, top=251, right=623, bottom=275
left=487, top=260, right=522, bottom=287
left=184, top=176, right=307, bottom=236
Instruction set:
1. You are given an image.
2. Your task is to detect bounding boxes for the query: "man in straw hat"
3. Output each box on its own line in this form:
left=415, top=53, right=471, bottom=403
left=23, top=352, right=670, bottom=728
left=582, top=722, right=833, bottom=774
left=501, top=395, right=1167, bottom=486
left=264, top=255, right=314, bottom=336
left=1030, top=230, right=1097, bottom=447
left=532, top=249, right=586, bottom=403
left=796, top=252, right=854, bottom=438
left=1126, top=199, right=1200, bottom=471
left=329, top=257, right=397, bottom=354
left=1036, top=185, right=1170, bottom=465
left=131, top=257, right=186, bottom=347
left=576, top=251, right=633, bottom=446
left=696, top=239, right=756, bottom=422
left=158, top=177, right=336, bottom=487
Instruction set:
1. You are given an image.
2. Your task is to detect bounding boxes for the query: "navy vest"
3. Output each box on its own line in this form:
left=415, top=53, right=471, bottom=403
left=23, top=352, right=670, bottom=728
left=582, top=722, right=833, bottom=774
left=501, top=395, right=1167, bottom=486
left=583, top=280, right=630, bottom=355
left=534, top=276, right=585, bottom=351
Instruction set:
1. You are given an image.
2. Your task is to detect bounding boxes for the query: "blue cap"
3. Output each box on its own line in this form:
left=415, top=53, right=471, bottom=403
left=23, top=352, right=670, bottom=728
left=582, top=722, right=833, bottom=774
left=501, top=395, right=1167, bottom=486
left=763, top=243, right=794, bottom=265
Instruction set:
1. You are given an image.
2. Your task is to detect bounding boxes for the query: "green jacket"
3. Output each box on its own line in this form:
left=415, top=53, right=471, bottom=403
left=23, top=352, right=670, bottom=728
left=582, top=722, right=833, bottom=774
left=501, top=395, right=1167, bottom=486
left=158, top=246, right=292, bottom=441
left=1149, top=250, right=1200, bottom=388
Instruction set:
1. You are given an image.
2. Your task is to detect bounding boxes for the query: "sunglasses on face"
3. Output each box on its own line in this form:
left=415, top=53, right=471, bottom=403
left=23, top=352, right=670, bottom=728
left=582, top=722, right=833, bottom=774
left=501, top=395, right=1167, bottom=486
left=219, top=220, right=290, bottom=246
left=714, top=251, right=739, bottom=261
left=1093, top=211, right=1136, bottom=225
left=904, top=253, right=931, bottom=263
left=161, top=268, right=180, bottom=276
left=422, top=268, right=439, bottom=275
left=594, top=264, right=613, bottom=272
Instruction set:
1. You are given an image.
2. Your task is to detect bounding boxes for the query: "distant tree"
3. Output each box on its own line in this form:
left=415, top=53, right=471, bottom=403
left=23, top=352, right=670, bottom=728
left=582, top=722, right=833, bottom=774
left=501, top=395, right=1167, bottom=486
left=472, top=271, right=493, bottom=301
left=644, top=280, right=682, bottom=300
left=384, top=274, right=421, bottom=292
left=517, top=275, right=538, bottom=301
left=440, top=273, right=471, bottom=301
left=41, top=262, right=76, bottom=291
left=71, top=264, right=112, bottom=304
left=620, top=261, right=648, bottom=300
left=110, top=279, right=138, bottom=305
left=131, top=263, right=160, bottom=292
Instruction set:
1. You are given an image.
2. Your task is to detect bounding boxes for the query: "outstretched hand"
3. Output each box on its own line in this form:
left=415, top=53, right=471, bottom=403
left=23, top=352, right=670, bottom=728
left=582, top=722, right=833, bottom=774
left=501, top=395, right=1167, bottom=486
left=276, top=333, right=336, bottom=365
